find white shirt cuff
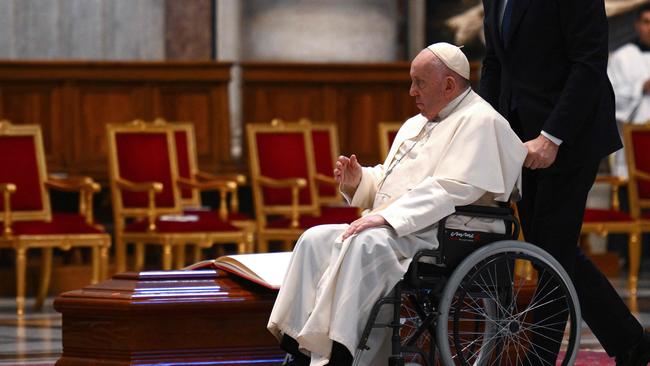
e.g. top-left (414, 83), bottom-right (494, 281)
top-left (541, 131), bottom-right (563, 146)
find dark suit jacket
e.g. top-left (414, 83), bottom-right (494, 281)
top-left (479, 0), bottom-right (622, 167)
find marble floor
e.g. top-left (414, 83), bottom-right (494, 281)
top-left (1, 277), bottom-right (649, 365)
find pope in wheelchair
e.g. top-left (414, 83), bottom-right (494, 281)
top-left (268, 43), bottom-right (580, 366)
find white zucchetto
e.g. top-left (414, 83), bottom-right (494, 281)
top-left (426, 42), bottom-right (470, 80)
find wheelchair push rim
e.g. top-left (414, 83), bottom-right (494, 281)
top-left (436, 240), bottom-right (581, 366)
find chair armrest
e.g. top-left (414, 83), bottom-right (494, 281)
top-left (115, 178), bottom-right (163, 231)
top-left (595, 175), bottom-right (627, 186)
top-left (594, 175), bottom-right (628, 211)
top-left (633, 170), bottom-right (650, 183)
top-left (177, 177), bottom-right (236, 191)
top-left (46, 175), bottom-right (102, 224)
top-left (257, 176), bottom-right (307, 228)
top-left (115, 178), bottom-right (163, 193)
top-left (195, 171), bottom-right (246, 215)
top-left (196, 171), bottom-right (247, 185)
top-left (314, 173), bottom-right (338, 187)
top-left (0, 183), bottom-right (16, 236)
top-left (177, 177), bottom-right (237, 221)
top-left (45, 175), bottom-right (100, 193)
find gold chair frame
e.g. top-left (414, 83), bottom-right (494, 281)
top-left (0, 120), bottom-right (110, 315)
top-left (163, 119), bottom-right (254, 263)
top-left (378, 122), bottom-right (402, 160)
top-left (107, 120), bottom-right (250, 272)
top-left (247, 121), bottom-right (320, 252)
top-left (581, 174), bottom-right (640, 293)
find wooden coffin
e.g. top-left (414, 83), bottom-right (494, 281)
top-left (54, 270), bottom-right (285, 365)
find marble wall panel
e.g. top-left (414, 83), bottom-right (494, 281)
top-left (14, 0), bottom-right (60, 59)
top-left (242, 0), bottom-right (399, 62)
top-left (165, 0), bottom-right (212, 60)
top-left (101, 0), bottom-right (164, 60)
top-left (59, 0), bottom-right (103, 59)
top-left (0, 0), bottom-right (15, 59)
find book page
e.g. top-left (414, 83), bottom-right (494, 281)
top-left (216, 252), bottom-right (293, 289)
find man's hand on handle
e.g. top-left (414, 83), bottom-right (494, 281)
top-left (524, 135), bottom-right (558, 170)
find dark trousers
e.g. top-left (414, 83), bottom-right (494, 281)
top-left (518, 160), bottom-right (642, 357)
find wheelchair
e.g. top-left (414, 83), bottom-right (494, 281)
top-left (357, 205), bottom-right (581, 366)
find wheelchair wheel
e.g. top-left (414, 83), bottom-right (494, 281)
top-left (435, 240), bottom-right (581, 366)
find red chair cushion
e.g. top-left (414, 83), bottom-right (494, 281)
top-left (124, 214), bottom-right (240, 233)
top-left (174, 130), bottom-right (193, 200)
top-left (311, 130), bottom-right (337, 198)
top-left (256, 132), bottom-right (313, 205)
top-left (12, 213), bottom-right (103, 235)
top-left (388, 130), bottom-right (398, 147)
top-left (267, 206), bottom-right (359, 229)
top-left (0, 135), bottom-right (44, 211)
top-left (632, 130), bottom-right (650, 199)
top-left (583, 208), bottom-right (633, 222)
top-left (116, 133), bottom-right (176, 209)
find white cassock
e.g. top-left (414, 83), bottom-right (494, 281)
top-left (608, 43), bottom-right (650, 177)
top-left (267, 89), bottom-right (527, 365)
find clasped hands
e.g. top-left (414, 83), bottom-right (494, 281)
top-left (524, 134), bottom-right (558, 170)
top-left (334, 154), bottom-right (388, 240)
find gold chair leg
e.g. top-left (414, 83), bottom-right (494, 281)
top-left (162, 243), bottom-right (173, 270)
top-left (282, 240), bottom-right (293, 252)
top-left (115, 235), bottom-right (127, 273)
top-left (258, 238), bottom-right (268, 253)
top-left (34, 247), bottom-right (53, 311)
top-left (237, 241), bottom-right (247, 254)
top-left (193, 245), bottom-right (203, 263)
top-left (134, 242), bottom-right (145, 272)
top-left (628, 232), bottom-right (641, 296)
top-left (100, 243), bottom-right (109, 281)
top-left (15, 247), bottom-right (27, 316)
top-left (174, 245), bottom-right (186, 269)
top-left (90, 246), bottom-right (100, 284)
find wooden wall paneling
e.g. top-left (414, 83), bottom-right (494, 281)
top-left (334, 84), bottom-right (416, 165)
top-left (211, 85), bottom-right (234, 171)
top-left (155, 84), bottom-right (232, 172)
top-left (0, 83), bottom-right (65, 170)
top-left (72, 83), bottom-right (153, 178)
top-left (242, 62), bottom-right (416, 169)
top-left (242, 84), bottom-right (327, 124)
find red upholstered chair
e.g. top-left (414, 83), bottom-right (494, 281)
top-left (163, 119), bottom-right (254, 263)
top-left (247, 121), bottom-right (357, 252)
top-left (294, 119), bottom-right (360, 219)
top-left (622, 123), bottom-right (650, 292)
top-left (378, 122), bottom-right (401, 160)
top-left (107, 120), bottom-right (250, 272)
top-left (581, 174), bottom-right (639, 293)
top-left (0, 120), bottom-right (110, 315)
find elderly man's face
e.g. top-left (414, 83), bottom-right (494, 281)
top-left (636, 11), bottom-right (650, 47)
top-left (409, 51), bottom-right (446, 120)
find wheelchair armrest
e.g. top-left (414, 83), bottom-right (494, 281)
top-left (450, 204), bottom-right (520, 239)
top-left (409, 249), bottom-right (443, 286)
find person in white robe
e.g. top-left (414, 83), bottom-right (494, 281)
top-left (267, 42), bottom-right (527, 366)
top-left (608, 3), bottom-right (650, 177)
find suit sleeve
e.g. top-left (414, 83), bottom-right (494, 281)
top-left (542, 0), bottom-right (610, 144)
top-left (478, 0), bottom-right (502, 109)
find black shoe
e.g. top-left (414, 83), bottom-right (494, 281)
top-left (282, 353), bottom-right (310, 366)
top-left (616, 332), bottom-right (650, 366)
top-left (326, 341), bottom-right (353, 366)
top-left (280, 335), bottom-right (310, 366)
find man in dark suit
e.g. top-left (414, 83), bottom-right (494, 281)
top-left (479, 0), bottom-right (650, 364)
